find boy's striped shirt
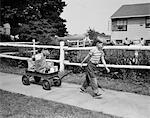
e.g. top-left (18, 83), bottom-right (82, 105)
top-left (89, 47), bottom-right (104, 64)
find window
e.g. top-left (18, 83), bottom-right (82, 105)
top-left (116, 40), bottom-right (123, 45)
top-left (145, 40), bottom-right (150, 46)
top-left (146, 17), bottom-right (150, 28)
top-left (112, 19), bottom-right (127, 31)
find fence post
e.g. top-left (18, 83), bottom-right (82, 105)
top-left (135, 50), bottom-right (139, 64)
top-left (59, 41), bottom-right (65, 71)
top-left (32, 39), bottom-right (36, 55)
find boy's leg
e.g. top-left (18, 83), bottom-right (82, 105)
top-left (81, 61), bottom-right (101, 96)
top-left (80, 74), bottom-right (90, 92)
top-left (86, 63), bottom-right (101, 96)
top-left (82, 74), bottom-right (90, 88)
top-left (89, 77), bottom-right (101, 95)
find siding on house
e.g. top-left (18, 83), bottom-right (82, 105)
top-left (0, 27), bottom-right (4, 34)
top-left (111, 17), bottom-right (150, 42)
top-left (111, 3), bottom-right (150, 45)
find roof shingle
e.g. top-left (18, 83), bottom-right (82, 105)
top-left (111, 3), bottom-right (150, 19)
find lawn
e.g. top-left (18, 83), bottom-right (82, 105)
top-left (0, 89), bottom-right (121, 118)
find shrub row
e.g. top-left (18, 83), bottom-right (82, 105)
top-left (4, 48), bottom-right (150, 85)
top-left (66, 49), bottom-right (150, 84)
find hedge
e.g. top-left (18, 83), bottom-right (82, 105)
top-left (66, 49), bottom-right (150, 84)
top-left (3, 48), bottom-right (150, 84)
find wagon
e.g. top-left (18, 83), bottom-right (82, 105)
top-left (22, 69), bottom-right (62, 90)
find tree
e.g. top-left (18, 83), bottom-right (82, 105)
top-left (1, 0), bottom-right (68, 43)
top-left (87, 28), bottom-right (100, 41)
top-left (87, 28), bottom-right (111, 46)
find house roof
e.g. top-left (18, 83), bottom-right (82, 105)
top-left (57, 34), bottom-right (85, 41)
top-left (111, 3), bottom-right (150, 19)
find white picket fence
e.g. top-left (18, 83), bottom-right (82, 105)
top-left (0, 41), bottom-right (150, 71)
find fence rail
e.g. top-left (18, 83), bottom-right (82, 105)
top-left (64, 45), bottom-right (150, 50)
top-left (0, 54), bottom-right (59, 63)
top-left (0, 41), bottom-right (150, 71)
top-left (64, 61), bottom-right (150, 69)
top-left (0, 42), bottom-right (60, 49)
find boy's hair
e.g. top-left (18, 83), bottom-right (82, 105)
top-left (92, 40), bottom-right (103, 46)
top-left (37, 48), bottom-right (43, 53)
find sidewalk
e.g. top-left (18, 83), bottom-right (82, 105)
top-left (0, 72), bottom-right (150, 118)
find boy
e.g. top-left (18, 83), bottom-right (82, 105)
top-left (80, 40), bottom-right (110, 97)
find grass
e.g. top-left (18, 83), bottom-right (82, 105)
top-left (0, 89), bottom-right (121, 118)
top-left (63, 73), bottom-right (150, 96)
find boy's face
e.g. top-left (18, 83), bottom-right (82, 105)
top-left (96, 42), bottom-right (103, 49)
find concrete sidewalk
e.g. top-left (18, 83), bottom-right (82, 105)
top-left (0, 72), bottom-right (150, 118)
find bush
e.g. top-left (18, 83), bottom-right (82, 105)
top-left (65, 49), bottom-right (150, 85)
top-left (47, 49), bottom-right (60, 60)
top-left (65, 50), bottom-right (89, 73)
top-left (0, 58), bottom-right (28, 68)
top-left (65, 50), bottom-right (89, 63)
top-left (106, 50), bottom-right (150, 84)
top-left (5, 46), bottom-right (150, 85)
top-left (0, 34), bottom-right (12, 42)
top-left (9, 47), bottom-right (60, 68)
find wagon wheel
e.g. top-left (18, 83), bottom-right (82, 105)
top-left (34, 76), bottom-right (41, 83)
top-left (22, 75), bottom-right (30, 85)
top-left (53, 77), bottom-right (61, 87)
top-left (42, 80), bottom-right (52, 90)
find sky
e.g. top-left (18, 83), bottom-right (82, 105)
top-left (61, 0), bottom-right (150, 35)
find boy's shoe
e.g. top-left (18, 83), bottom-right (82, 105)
top-left (93, 92), bottom-right (102, 98)
top-left (80, 87), bottom-right (87, 93)
top-left (98, 85), bottom-right (105, 91)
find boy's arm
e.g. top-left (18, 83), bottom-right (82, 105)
top-left (81, 48), bottom-right (94, 67)
top-left (81, 54), bottom-right (91, 63)
top-left (81, 54), bottom-right (91, 67)
top-left (101, 55), bottom-right (110, 73)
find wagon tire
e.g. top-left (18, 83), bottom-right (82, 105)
top-left (42, 80), bottom-right (51, 90)
top-left (53, 77), bottom-right (61, 87)
top-left (22, 75), bottom-right (30, 85)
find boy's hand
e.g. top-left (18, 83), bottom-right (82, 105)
top-left (106, 68), bottom-right (110, 73)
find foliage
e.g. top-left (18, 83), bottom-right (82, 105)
top-left (66, 50), bottom-right (88, 63)
top-left (87, 28), bottom-right (110, 46)
top-left (65, 50), bottom-right (88, 73)
top-left (47, 49), bottom-right (60, 59)
top-left (104, 50), bottom-right (150, 66)
top-left (104, 50), bottom-right (150, 83)
top-left (65, 49), bottom-right (150, 84)
top-left (1, 49), bottom-right (150, 95)
top-left (2, 44), bottom-right (150, 85)
top-left (1, 0), bottom-right (68, 42)
top-left (87, 28), bottom-right (100, 41)
top-left (0, 34), bottom-right (11, 42)
top-left (0, 58), bottom-right (28, 68)
top-left (38, 34), bottom-right (60, 45)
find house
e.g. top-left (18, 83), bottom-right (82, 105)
top-left (111, 3), bottom-right (150, 45)
top-left (0, 23), bottom-right (11, 35)
top-left (97, 34), bottom-right (111, 45)
top-left (0, 26), bottom-right (4, 34)
top-left (57, 34), bottom-right (92, 47)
